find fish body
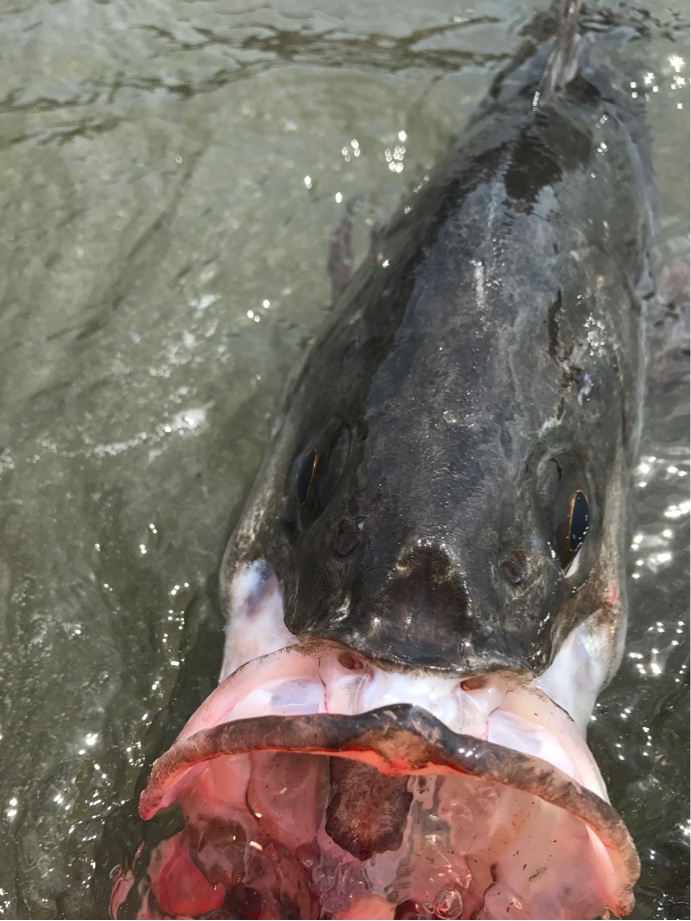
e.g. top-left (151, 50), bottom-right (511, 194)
top-left (111, 3), bottom-right (654, 919)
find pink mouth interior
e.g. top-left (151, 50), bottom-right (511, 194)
top-left (111, 645), bottom-right (639, 920)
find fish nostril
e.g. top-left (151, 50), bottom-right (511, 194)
top-left (460, 676), bottom-right (487, 692)
top-left (500, 551), bottom-right (525, 585)
top-left (338, 652), bottom-right (361, 670)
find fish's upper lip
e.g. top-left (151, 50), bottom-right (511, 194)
top-left (141, 702), bottom-right (639, 918)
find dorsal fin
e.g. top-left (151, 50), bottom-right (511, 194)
top-left (533, 0), bottom-right (585, 107)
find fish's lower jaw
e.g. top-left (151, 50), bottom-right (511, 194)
top-left (110, 643), bottom-right (638, 920)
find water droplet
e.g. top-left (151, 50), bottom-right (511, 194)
top-left (432, 887), bottom-right (463, 919)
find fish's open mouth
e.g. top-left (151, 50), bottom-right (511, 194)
top-left (110, 644), bottom-right (638, 920)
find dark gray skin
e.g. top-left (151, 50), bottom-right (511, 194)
top-left (222, 25), bottom-right (653, 679)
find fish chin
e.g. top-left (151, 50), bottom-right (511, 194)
top-left (110, 643), bottom-right (638, 920)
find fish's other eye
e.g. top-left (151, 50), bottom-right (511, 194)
top-left (286, 424), bottom-right (351, 531)
top-left (540, 452), bottom-right (594, 576)
top-left (555, 488), bottom-right (590, 570)
top-left (297, 449), bottom-right (319, 506)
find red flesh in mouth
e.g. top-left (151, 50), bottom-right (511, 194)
top-left (110, 644), bottom-right (638, 920)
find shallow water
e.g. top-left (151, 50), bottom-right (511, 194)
top-left (0, 1), bottom-right (687, 919)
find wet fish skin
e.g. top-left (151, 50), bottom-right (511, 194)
top-left (222, 23), bottom-right (653, 680)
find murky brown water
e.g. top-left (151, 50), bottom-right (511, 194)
top-left (0, 1), bottom-right (687, 918)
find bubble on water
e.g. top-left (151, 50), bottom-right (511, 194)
top-left (432, 887), bottom-right (463, 918)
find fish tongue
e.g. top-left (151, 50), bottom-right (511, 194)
top-left (325, 759), bottom-right (413, 860)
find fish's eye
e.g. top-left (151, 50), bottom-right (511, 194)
top-left (285, 424), bottom-right (351, 531)
top-left (297, 449), bottom-right (319, 507)
top-left (555, 488), bottom-right (590, 570)
top-left (543, 452), bottom-right (593, 575)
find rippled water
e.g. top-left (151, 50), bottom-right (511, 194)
top-left (0, 1), bottom-right (687, 919)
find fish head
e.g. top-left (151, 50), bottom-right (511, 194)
top-left (235, 249), bottom-right (631, 687)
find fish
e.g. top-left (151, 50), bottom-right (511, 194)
top-left (110, 1), bottom-right (655, 918)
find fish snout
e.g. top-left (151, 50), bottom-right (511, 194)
top-left (327, 539), bottom-right (515, 673)
top-left (385, 541), bottom-right (471, 631)
top-left (288, 509), bottom-right (563, 675)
